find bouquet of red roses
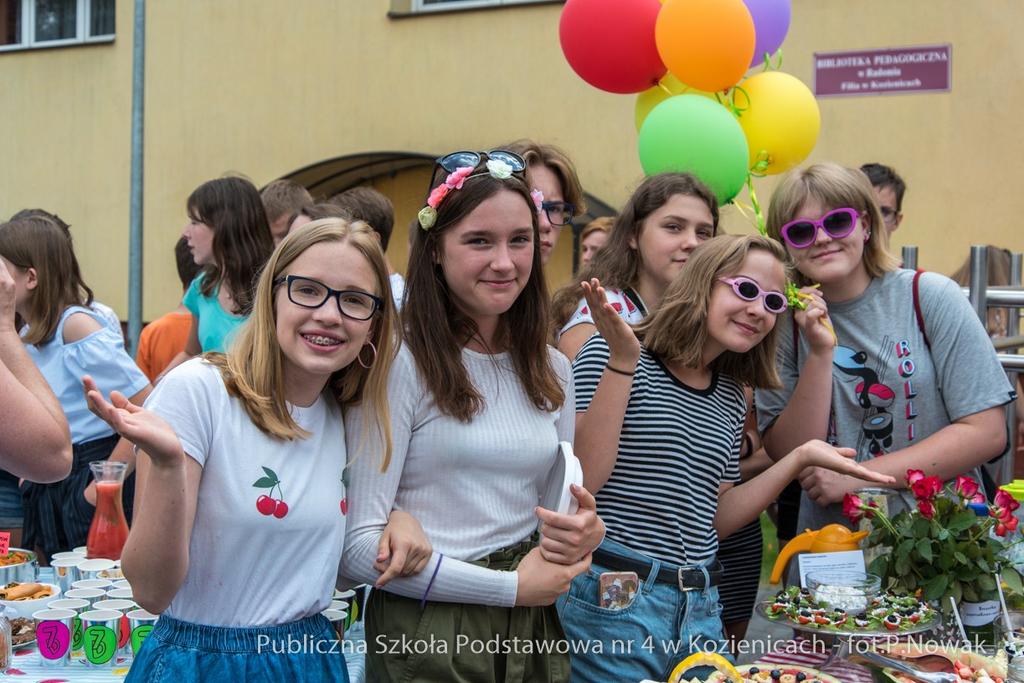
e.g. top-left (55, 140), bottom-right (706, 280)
top-left (843, 470), bottom-right (1023, 604)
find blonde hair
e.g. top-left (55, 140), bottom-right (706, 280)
top-left (206, 218), bottom-right (398, 469)
top-left (766, 162), bottom-right (900, 285)
top-left (636, 234), bottom-right (789, 389)
top-left (580, 216), bottom-right (614, 242)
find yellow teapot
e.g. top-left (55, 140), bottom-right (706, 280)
top-left (769, 524), bottom-right (868, 584)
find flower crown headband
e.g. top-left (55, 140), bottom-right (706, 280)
top-left (417, 159), bottom-right (543, 230)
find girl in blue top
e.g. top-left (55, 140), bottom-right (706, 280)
top-left (0, 214), bottom-right (151, 559)
top-left (166, 177), bottom-right (274, 367)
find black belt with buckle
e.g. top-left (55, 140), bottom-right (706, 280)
top-left (593, 549), bottom-right (723, 592)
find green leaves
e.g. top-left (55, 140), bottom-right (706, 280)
top-left (916, 539), bottom-right (933, 562)
top-left (1003, 566), bottom-right (1024, 595)
top-left (923, 574), bottom-right (949, 601)
top-left (252, 466), bottom-right (281, 490)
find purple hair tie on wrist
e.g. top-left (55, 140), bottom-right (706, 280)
top-left (420, 554), bottom-right (443, 610)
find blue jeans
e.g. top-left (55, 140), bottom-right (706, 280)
top-left (126, 613), bottom-right (349, 683)
top-left (557, 538), bottom-right (728, 683)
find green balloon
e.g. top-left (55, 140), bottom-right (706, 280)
top-left (637, 94), bottom-right (750, 204)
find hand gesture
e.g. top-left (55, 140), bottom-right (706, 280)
top-left (795, 440), bottom-right (895, 505)
top-left (793, 286), bottom-right (835, 353)
top-left (373, 510), bottom-right (433, 588)
top-left (0, 258), bottom-right (16, 329)
top-left (536, 484), bottom-right (605, 565)
top-left (514, 546), bottom-right (591, 607)
top-left (581, 279), bottom-right (640, 367)
top-left (83, 375), bottom-right (182, 466)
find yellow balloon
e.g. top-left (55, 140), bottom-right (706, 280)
top-left (734, 71), bottom-right (821, 175)
top-left (634, 74), bottom-right (719, 131)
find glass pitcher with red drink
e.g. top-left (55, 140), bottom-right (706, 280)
top-left (86, 461), bottom-right (130, 560)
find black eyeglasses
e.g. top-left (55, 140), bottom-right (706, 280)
top-left (274, 275), bottom-right (382, 321)
top-left (436, 150), bottom-right (526, 174)
top-left (540, 200), bottom-right (576, 227)
top-left (879, 206), bottom-right (900, 225)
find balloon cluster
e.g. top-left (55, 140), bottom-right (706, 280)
top-left (559, 0), bottom-right (820, 206)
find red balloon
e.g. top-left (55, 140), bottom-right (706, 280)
top-left (559, 0), bottom-right (666, 94)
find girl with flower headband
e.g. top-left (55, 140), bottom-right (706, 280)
top-left (560, 234), bottom-right (894, 681)
top-left (551, 172), bottom-right (719, 362)
top-left (341, 151), bottom-right (605, 682)
top-left (756, 162), bottom-right (1015, 531)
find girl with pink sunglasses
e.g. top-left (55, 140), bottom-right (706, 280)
top-left (758, 162), bottom-right (1014, 535)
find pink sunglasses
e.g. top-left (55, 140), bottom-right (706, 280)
top-left (718, 277), bottom-right (788, 314)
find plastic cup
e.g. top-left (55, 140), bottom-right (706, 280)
top-left (52, 551), bottom-right (86, 561)
top-left (127, 608), bottom-right (158, 656)
top-left (106, 587), bottom-right (133, 600)
top-left (64, 588), bottom-right (106, 607)
top-left (46, 598), bottom-right (89, 656)
top-left (94, 600), bottom-right (134, 660)
top-left (72, 546), bottom-right (88, 555)
top-left (32, 608), bottom-right (75, 666)
top-left (79, 609), bottom-right (121, 667)
top-left (77, 559), bottom-right (118, 581)
top-left (330, 600), bottom-right (349, 612)
top-left (110, 579), bottom-right (131, 590)
top-left (72, 579), bottom-right (113, 591)
top-left (50, 557), bottom-right (84, 593)
top-left (322, 608), bottom-right (347, 641)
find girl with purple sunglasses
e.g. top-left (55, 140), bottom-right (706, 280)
top-left (757, 162), bottom-right (1014, 535)
top-left (558, 234), bottom-right (893, 682)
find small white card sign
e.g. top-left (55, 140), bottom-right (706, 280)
top-left (797, 550), bottom-right (866, 588)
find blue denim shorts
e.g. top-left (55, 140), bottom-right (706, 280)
top-left (557, 537), bottom-right (728, 682)
top-left (126, 613), bottom-right (349, 683)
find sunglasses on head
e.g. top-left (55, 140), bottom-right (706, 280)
top-left (718, 276), bottom-right (788, 314)
top-left (779, 207), bottom-right (860, 249)
top-left (436, 150), bottom-right (526, 174)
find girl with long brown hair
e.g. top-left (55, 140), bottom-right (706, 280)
top-left (341, 150), bottom-right (604, 682)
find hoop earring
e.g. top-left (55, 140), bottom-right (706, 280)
top-left (358, 340), bottom-right (378, 369)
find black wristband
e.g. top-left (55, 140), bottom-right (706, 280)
top-left (605, 363), bottom-right (635, 377)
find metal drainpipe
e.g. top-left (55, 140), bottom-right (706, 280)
top-left (127, 0), bottom-right (146, 354)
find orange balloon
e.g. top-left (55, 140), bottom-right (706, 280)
top-left (656, 0), bottom-right (756, 93)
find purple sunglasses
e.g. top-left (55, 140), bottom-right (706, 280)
top-left (780, 207), bottom-right (860, 249)
top-left (718, 277), bottom-right (788, 314)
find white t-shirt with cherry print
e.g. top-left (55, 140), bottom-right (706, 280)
top-left (145, 358), bottom-right (347, 627)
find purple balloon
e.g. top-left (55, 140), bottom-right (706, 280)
top-left (744, 0), bottom-right (792, 68)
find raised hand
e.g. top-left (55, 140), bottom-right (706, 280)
top-left (536, 484), bottom-right (605, 565)
top-left (581, 279), bottom-right (640, 367)
top-left (795, 439), bottom-right (895, 505)
top-left (792, 286), bottom-right (836, 352)
top-left (0, 259), bottom-right (16, 328)
top-left (83, 375), bottom-right (183, 466)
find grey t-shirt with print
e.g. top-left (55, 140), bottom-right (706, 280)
top-left (756, 269), bottom-right (1016, 531)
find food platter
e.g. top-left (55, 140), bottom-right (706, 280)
top-left (705, 664), bottom-right (842, 683)
top-left (756, 586), bottom-right (940, 638)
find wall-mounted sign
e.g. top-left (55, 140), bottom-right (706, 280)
top-left (813, 44), bottom-right (951, 97)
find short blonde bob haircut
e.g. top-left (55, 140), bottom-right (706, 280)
top-left (766, 162), bottom-right (900, 286)
top-left (636, 234), bottom-right (790, 390)
top-left (206, 218), bottom-right (398, 469)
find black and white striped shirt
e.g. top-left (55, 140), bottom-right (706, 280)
top-left (574, 335), bottom-right (745, 566)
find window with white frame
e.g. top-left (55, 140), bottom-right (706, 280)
top-left (413, 0), bottom-right (550, 13)
top-left (0, 0), bottom-right (114, 50)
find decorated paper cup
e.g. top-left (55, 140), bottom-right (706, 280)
top-left (111, 579), bottom-right (131, 590)
top-left (322, 608), bottom-right (347, 641)
top-left (330, 600), bottom-right (349, 612)
top-left (79, 609), bottom-right (121, 667)
top-left (72, 579), bottom-right (113, 591)
top-left (77, 559), bottom-right (118, 581)
top-left (107, 587), bottom-right (133, 600)
top-left (94, 600), bottom-right (134, 659)
top-left (64, 588), bottom-right (106, 607)
top-left (51, 557), bottom-right (84, 593)
top-left (48, 598), bottom-right (89, 655)
top-left (32, 608), bottom-right (75, 666)
top-left (128, 609), bottom-right (159, 656)
top-left (52, 551), bottom-right (86, 561)
top-left (72, 546), bottom-right (88, 555)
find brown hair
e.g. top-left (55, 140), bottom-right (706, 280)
top-left (205, 218), bottom-right (399, 468)
top-left (330, 187), bottom-right (396, 251)
top-left (503, 140), bottom-right (587, 216)
top-left (951, 245), bottom-right (1015, 338)
top-left (260, 179), bottom-right (313, 224)
top-left (636, 234), bottom-right (789, 389)
top-left (404, 161), bottom-right (565, 422)
top-left (552, 172), bottom-right (719, 333)
top-left (0, 215), bottom-right (93, 345)
top-left (766, 163), bottom-right (901, 285)
top-left (188, 176), bottom-right (274, 315)
top-left (580, 216), bottom-right (614, 242)
top-left (290, 202), bottom-right (351, 227)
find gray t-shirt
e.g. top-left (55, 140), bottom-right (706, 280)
top-left (756, 269), bottom-right (1015, 530)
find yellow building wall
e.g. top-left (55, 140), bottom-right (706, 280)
top-left (0, 0), bottom-right (1020, 320)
